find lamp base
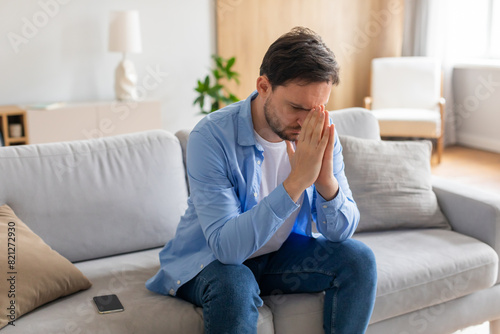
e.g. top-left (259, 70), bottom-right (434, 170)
top-left (115, 57), bottom-right (138, 101)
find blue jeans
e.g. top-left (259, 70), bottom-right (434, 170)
top-left (176, 233), bottom-right (377, 334)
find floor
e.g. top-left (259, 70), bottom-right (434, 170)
top-left (431, 146), bottom-right (500, 195)
top-left (434, 145), bottom-right (500, 334)
top-left (431, 145), bottom-right (500, 195)
top-left (454, 322), bottom-right (489, 334)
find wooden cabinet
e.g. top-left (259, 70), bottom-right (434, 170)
top-left (0, 106), bottom-right (29, 146)
top-left (25, 100), bottom-right (162, 145)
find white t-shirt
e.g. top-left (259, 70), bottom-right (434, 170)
top-left (249, 131), bottom-right (304, 258)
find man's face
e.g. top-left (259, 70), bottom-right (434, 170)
top-left (263, 80), bottom-right (332, 141)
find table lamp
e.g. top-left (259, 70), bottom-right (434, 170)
top-left (108, 10), bottom-right (142, 101)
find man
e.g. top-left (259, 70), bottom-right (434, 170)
top-left (146, 27), bottom-right (377, 333)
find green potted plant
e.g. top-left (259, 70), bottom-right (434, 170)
top-left (193, 55), bottom-right (240, 114)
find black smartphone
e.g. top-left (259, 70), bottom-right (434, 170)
top-left (93, 294), bottom-right (124, 314)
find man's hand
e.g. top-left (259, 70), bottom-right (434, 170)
top-left (283, 107), bottom-right (329, 202)
top-left (314, 105), bottom-right (339, 201)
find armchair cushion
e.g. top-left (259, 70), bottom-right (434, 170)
top-left (371, 108), bottom-right (441, 138)
top-left (339, 135), bottom-right (449, 232)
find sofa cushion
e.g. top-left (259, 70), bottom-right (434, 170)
top-left (371, 108), bottom-right (441, 137)
top-left (0, 130), bottom-right (188, 262)
top-left (354, 229), bottom-right (498, 323)
top-left (339, 135), bottom-right (450, 232)
top-left (0, 248), bottom-right (275, 334)
top-left (262, 229), bottom-right (498, 330)
top-left (263, 293), bottom-right (324, 333)
top-left (0, 205), bottom-right (92, 330)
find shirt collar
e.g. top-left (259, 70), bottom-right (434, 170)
top-left (237, 90), bottom-right (260, 147)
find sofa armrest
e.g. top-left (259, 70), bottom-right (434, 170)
top-left (432, 175), bottom-right (500, 261)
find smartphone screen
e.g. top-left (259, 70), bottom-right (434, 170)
top-left (93, 294), bottom-right (124, 314)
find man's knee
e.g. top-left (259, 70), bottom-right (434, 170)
top-left (320, 238), bottom-right (377, 278)
top-left (211, 262), bottom-right (257, 285)
top-left (341, 239), bottom-right (377, 281)
top-left (206, 261), bottom-right (262, 305)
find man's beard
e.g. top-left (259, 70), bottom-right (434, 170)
top-left (263, 97), bottom-right (301, 141)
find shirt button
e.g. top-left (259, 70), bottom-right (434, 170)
top-left (257, 160), bottom-right (261, 165)
top-left (177, 280), bottom-right (181, 285)
top-left (322, 221), bottom-right (326, 224)
top-left (254, 192), bottom-right (258, 198)
top-left (323, 205), bottom-right (327, 209)
top-left (200, 264), bottom-right (204, 269)
top-left (169, 289), bottom-right (175, 296)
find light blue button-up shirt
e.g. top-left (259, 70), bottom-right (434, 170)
top-left (146, 91), bottom-right (360, 296)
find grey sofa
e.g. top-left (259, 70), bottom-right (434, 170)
top-left (1, 108), bottom-right (499, 334)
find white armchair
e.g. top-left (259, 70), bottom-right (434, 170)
top-left (364, 57), bottom-right (445, 163)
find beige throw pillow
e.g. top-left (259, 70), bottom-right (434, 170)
top-left (0, 204), bottom-right (91, 329)
top-left (339, 135), bottom-right (450, 232)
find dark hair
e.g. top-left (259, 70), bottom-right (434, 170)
top-left (259, 26), bottom-right (340, 88)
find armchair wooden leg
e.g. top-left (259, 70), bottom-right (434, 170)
top-left (437, 136), bottom-right (444, 164)
top-left (491, 319), bottom-right (500, 334)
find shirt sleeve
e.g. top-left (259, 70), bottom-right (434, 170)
top-left (187, 130), bottom-right (300, 265)
top-left (313, 129), bottom-right (360, 241)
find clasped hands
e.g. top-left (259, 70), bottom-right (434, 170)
top-left (283, 105), bottom-right (339, 202)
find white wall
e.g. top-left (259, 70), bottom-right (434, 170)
top-left (0, 0), bottom-right (214, 133)
top-left (452, 64), bottom-right (500, 154)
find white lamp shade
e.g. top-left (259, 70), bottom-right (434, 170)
top-left (108, 10), bottom-right (142, 53)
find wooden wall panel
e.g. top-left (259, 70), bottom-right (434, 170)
top-left (216, 0), bottom-right (405, 110)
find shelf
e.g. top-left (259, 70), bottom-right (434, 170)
top-left (0, 105), bottom-right (24, 113)
top-left (1, 100), bottom-right (161, 146)
top-left (7, 137), bottom-right (28, 144)
top-left (0, 105), bottom-right (29, 146)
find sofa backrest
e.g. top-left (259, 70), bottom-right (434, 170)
top-left (329, 107), bottom-right (381, 140)
top-left (0, 130), bottom-right (188, 262)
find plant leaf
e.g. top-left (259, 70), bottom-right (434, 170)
top-left (194, 54), bottom-right (241, 113)
top-left (214, 55), bottom-right (224, 71)
top-left (226, 57), bottom-right (235, 71)
top-left (211, 101), bottom-right (220, 112)
top-left (207, 85), bottom-right (222, 98)
top-left (228, 93), bottom-right (239, 102)
top-left (212, 69), bottom-right (222, 80)
top-left (193, 95), bottom-right (203, 105)
top-left (203, 75), bottom-right (210, 89)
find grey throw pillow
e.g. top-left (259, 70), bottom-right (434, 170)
top-left (339, 135), bottom-right (450, 232)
